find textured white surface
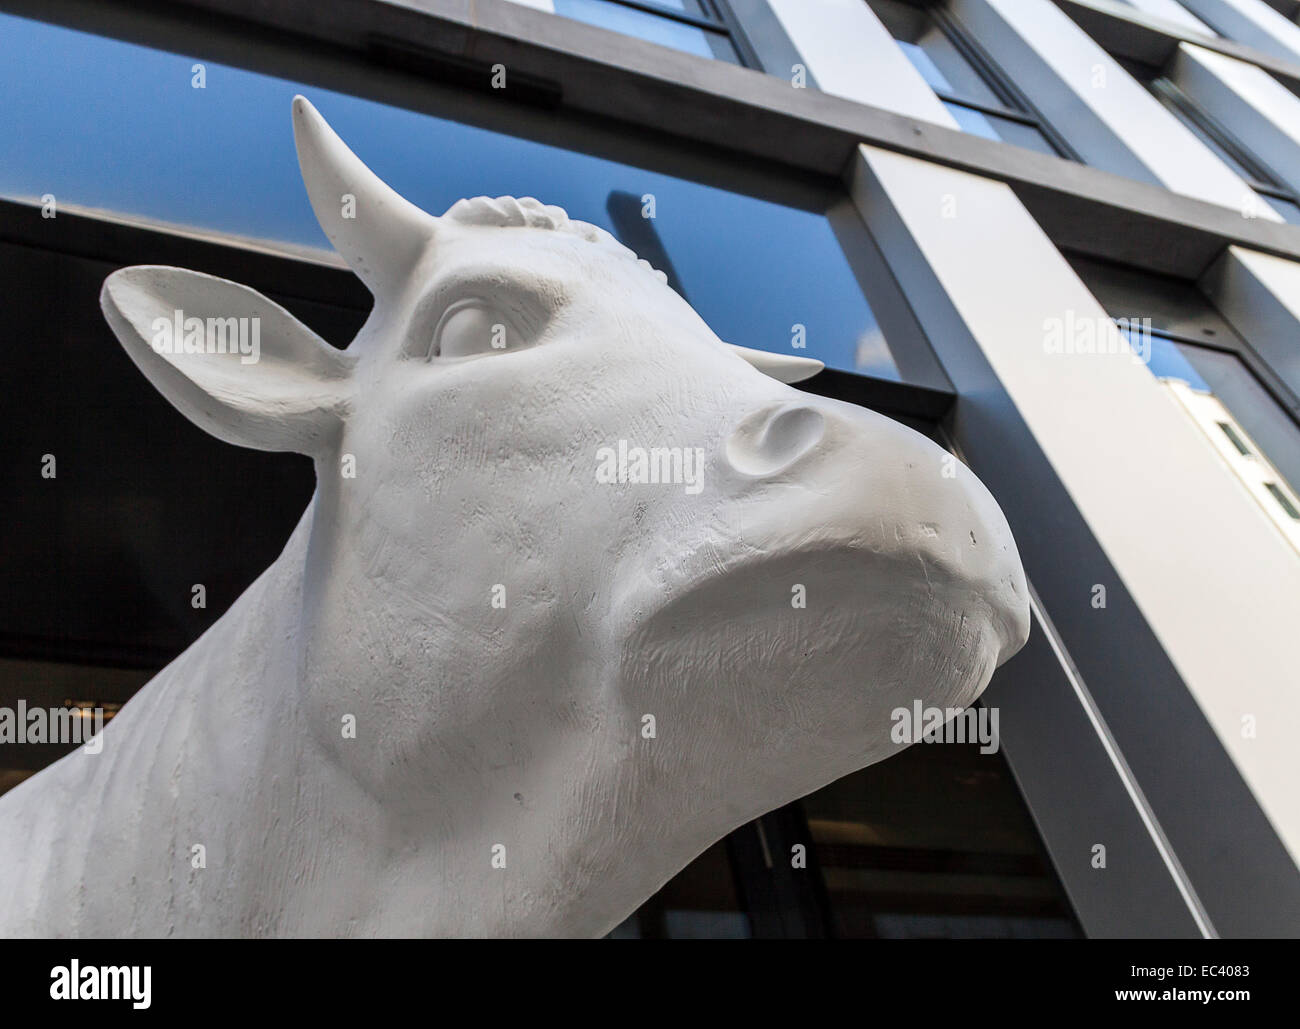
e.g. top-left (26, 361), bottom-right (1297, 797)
top-left (0, 99), bottom-right (1029, 937)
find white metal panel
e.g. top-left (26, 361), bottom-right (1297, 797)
top-left (764, 0), bottom-right (960, 125)
top-left (1179, 0), bottom-right (1300, 63)
top-left (851, 143), bottom-right (1300, 866)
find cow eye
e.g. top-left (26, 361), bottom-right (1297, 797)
top-left (429, 300), bottom-right (521, 359)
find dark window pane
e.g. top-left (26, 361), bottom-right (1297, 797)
top-left (1218, 421), bottom-right (1253, 456)
top-left (552, 0), bottom-right (739, 63)
top-left (801, 733), bottom-right (1080, 938)
top-left (1265, 482), bottom-right (1300, 519)
top-left (1178, 343), bottom-right (1300, 498)
top-left (0, 12), bottom-right (895, 379)
top-left (606, 839), bottom-right (750, 938)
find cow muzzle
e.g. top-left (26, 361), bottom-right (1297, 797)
top-left (720, 397), bottom-right (1031, 667)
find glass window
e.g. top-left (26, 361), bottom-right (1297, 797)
top-left (607, 839), bottom-right (751, 937)
top-left (623, 707), bottom-right (1082, 938)
top-left (800, 733), bottom-right (1080, 938)
top-left (1123, 63), bottom-right (1300, 222)
top-left (1075, 251), bottom-right (1300, 551)
top-left (552, 0), bottom-right (742, 64)
top-left (869, 0), bottom-right (1068, 158)
top-left (1168, 340), bottom-right (1300, 502)
top-left (892, 32), bottom-right (1002, 107)
top-left (0, 11), bottom-right (896, 379)
top-left (941, 102), bottom-right (1062, 157)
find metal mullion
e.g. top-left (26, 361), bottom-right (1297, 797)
top-left (1153, 78), bottom-right (1291, 194)
top-left (1253, 181), bottom-right (1300, 203)
top-left (604, 0), bottom-right (726, 33)
top-left (934, 90), bottom-right (1038, 125)
top-left (707, 0), bottom-right (762, 70)
top-left (932, 6), bottom-right (1022, 112)
top-left (934, 5), bottom-right (1080, 159)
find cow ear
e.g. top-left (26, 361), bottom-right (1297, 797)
top-left (101, 266), bottom-right (354, 456)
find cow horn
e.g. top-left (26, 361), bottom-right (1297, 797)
top-left (726, 344), bottom-right (824, 384)
top-left (292, 96), bottom-right (438, 302)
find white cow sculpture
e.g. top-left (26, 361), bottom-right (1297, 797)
top-left (0, 97), bottom-right (1029, 937)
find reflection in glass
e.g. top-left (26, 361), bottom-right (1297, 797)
top-left (894, 35), bottom-right (999, 107)
top-left (552, 0), bottom-right (738, 63)
top-left (941, 102), bottom-right (1060, 156)
top-left (801, 733), bottom-right (1080, 938)
top-left (1129, 329), bottom-right (1300, 549)
top-left (606, 839), bottom-right (751, 938)
top-left (0, 11), bottom-right (896, 379)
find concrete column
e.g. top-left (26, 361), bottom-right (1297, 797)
top-left (1179, 0), bottom-right (1300, 63)
top-left (948, 0), bottom-right (1280, 217)
top-left (763, 0), bottom-right (959, 125)
top-left (849, 142), bottom-right (1300, 868)
top-left (1172, 42), bottom-right (1300, 198)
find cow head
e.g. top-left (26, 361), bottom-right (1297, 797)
top-left (100, 98), bottom-right (1029, 916)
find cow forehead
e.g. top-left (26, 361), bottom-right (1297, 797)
top-left (369, 228), bottom-right (711, 364)
top-left (417, 221), bottom-right (669, 300)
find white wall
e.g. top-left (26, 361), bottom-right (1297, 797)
top-left (849, 144), bottom-right (1300, 865)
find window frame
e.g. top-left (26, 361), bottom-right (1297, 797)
top-left (1066, 249), bottom-right (1300, 431)
top-left (1120, 56), bottom-right (1300, 220)
top-left (559, 0), bottom-right (763, 68)
top-left (870, 0), bottom-right (1080, 160)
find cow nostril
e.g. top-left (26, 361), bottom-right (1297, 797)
top-left (726, 405), bottom-right (825, 477)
